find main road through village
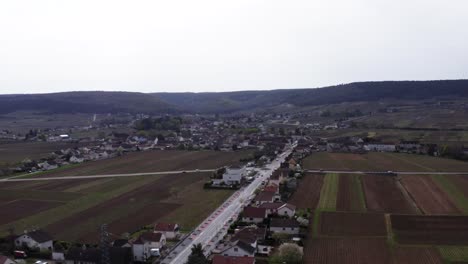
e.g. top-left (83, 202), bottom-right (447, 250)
top-left (160, 142), bottom-right (297, 264)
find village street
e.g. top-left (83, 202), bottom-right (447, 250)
top-left (161, 142), bottom-right (297, 264)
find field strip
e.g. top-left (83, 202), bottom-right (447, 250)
top-left (317, 173), bottom-right (339, 210)
top-left (430, 174), bottom-right (468, 214)
top-left (0, 169), bottom-right (215, 182)
top-left (353, 175), bottom-right (367, 211)
top-left (395, 177), bottom-right (422, 214)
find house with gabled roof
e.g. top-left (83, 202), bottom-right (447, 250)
top-left (154, 223), bottom-right (179, 239)
top-left (132, 232), bottom-right (166, 262)
top-left (15, 230), bottom-right (53, 251)
top-left (253, 191), bottom-right (276, 206)
top-left (270, 218), bottom-right (300, 235)
top-left (259, 202), bottom-right (284, 216)
top-left (241, 207), bottom-right (267, 223)
top-left (219, 240), bottom-right (256, 257)
top-left (277, 203), bottom-right (296, 218)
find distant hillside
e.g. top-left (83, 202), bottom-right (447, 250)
top-left (153, 80), bottom-right (468, 113)
top-left (1, 80), bottom-right (467, 114)
top-left (0, 91), bottom-right (177, 114)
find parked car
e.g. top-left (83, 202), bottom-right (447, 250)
top-left (14, 250), bottom-right (27, 259)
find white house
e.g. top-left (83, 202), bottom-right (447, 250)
top-left (223, 165), bottom-right (246, 185)
top-left (269, 219), bottom-right (300, 235)
top-left (38, 161), bottom-right (58, 171)
top-left (277, 203), bottom-right (296, 218)
top-left (364, 144), bottom-right (396, 152)
top-left (69, 155), bottom-right (84, 164)
top-left (15, 230), bottom-right (53, 251)
top-left (132, 232), bottom-right (166, 262)
top-left (219, 240), bottom-right (256, 257)
top-left (154, 223), bottom-right (179, 239)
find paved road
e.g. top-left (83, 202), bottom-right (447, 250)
top-left (0, 169), bottom-right (215, 182)
top-left (161, 143), bottom-right (297, 264)
top-left (306, 170), bottom-right (468, 175)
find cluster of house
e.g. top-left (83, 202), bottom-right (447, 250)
top-left (209, 167), bottom-right (303, 264)
top-left (306, 137), bottom-right (441, 156)
top-left (5, 223), bottom-right (180, 264)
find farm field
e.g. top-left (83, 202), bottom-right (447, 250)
top-left (362, 174), bottom-right (417, 214)
top-left (0, 150), bottom-right (248, 242)
top-left (318, 211), bottom-right (387, 237)
top-left (288, 173), bottom-right (324, 209)
top-left (438, 246), bottom-right (468, 263)
top-left (401, 175), bottom-right (461, 214)
top-left (392, 246), bottom-right (444, 264)
top-left (431, 174), bottom-right (468, 214)
top-left (390, 215), bottom-right (468, 245)
top-left (302, 152), bottom-right (468, 172)
top-left (317, 173), bottom-right (339, 210)
top-left (24, 149), bottom-right (251, 178)
top-left (303, 237), bottom-right (392, 264)
top-left (336, 174), bottom-right (366, 212)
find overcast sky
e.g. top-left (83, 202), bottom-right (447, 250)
top-left (1, 0), bottom-right (467, 94)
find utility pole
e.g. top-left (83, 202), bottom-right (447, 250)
top-left (100, 224), bottom-right (111, 264)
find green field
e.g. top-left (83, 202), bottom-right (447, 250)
top-left (438, 246), bottom-right (468, 263)
top-left (317, 173), bottom-right (339, 210)
top-left (303, 152), bottom-right (468, 172)
top-left (348, 174), bottom-right (367, 212)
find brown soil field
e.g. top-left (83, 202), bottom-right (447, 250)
top-left (45, 172), bottom-right (203, 242)
top-left (288, 173), bottom-right (324, 209)
top-left (318, 211), bottom-right (387, 237)
top-left (449, 175), bottom-right (468, 198)
top-left (303, 237), bottom-right (391, 264)
top-left (33, 179), bottom-right (94, 191)
top-left (392, 247), bottom-right (444, 264)
top-left (401, 175), bottom-right (460, 214)
top-left (336, 174), bottom-right (365, 211)
top-left (0, 200), bottom-right (63, 225)
top-left (302, 152), bottom-right (468, 172)
top-left (391, 215), bottom-right (468, 245)
top-left (80, 203), bottom-right (181, 242)
top-left (33, 150), bottom-right (251, 178)
top-left (362, 174), bottom-right (416, 214)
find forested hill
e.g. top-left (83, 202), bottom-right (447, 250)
top-left (1, 80), bottom-right (467, 114)
top-left (153, 80), bottom-right (468, 113)
top-left (0, 91), bottom-right (177, 114)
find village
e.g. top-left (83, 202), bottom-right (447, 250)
top-left (3, 111), bottom-right (467, 177)
top-left (0, 138), bottom-right (308, 264)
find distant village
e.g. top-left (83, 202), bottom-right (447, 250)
top-left (2, 111), bottom-right (467, 176)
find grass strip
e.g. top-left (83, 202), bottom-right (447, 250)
top-left (317, 173), bottom-right (339, 210)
